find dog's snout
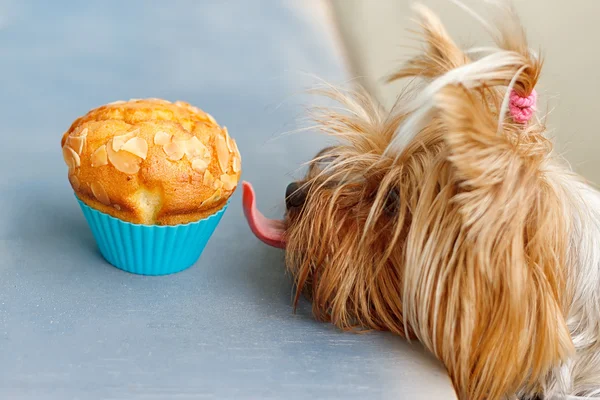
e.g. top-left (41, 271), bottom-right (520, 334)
top-left (286, 182), bottom-right (306, 210)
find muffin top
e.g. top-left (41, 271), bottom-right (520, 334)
top-left (61, 98), bottom-right (241, 225)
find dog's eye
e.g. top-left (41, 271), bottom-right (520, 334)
top-left (315, 156), bottom-right (337, 169)
top-left (384, 187), bottom-right (400, 216)
top-left (311, 147), bottom-right (338, 173)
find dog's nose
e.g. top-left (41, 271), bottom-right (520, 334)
top-left (286, 182), bottom-right (306, 210)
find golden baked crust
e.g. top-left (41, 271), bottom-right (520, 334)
top-left (61, 98), bottom-right (241, 225)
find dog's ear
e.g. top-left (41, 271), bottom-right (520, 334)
top-left (487, 0), bottom-right (542, 96)
top-left (435, 84), bottom-right (549, 185)
top-left (387, 4), bottom-right (469, 83)
top-left (402, 84), bottom-right (573, 399)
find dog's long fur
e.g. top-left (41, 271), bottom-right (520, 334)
top-left (283, 2), bottom-right (600, 399)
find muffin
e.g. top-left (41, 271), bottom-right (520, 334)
top-left (61, 98), bottom-right (241, 275)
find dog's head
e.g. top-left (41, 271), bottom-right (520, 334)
top-left (243, 3), bottom-right (574, 399)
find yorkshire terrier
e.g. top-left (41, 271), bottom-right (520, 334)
top-left (243, 1), bottom-right (600, 399)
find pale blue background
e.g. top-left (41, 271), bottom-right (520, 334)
top-left (0, 1), bottom-right (453, 399)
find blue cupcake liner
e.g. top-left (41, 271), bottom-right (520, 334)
top-left (76, 196), bottom-right (228, 276)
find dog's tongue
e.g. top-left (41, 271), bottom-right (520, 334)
top-left (242, 181), bottom-right (286, 249)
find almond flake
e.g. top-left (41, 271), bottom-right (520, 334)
top-left (223, 127), bottom-right (233, 152)
top-left (91, 182), bottom-right (111, 205)
top-left (189, 105), bottom-right (201, 114)
top-left (205, 113), bottom-right (216, 124)
top-left (231, 138), bottom-right (240, 156)
top-left (112, 129), bottom-right (138, 151)
top-left (203, 169), bottom-right (214, 187)
top-left (173, 133), bottom-right (193, 143)
top-left (107, 100), bottom-right (125, 105)
top-left (69, 174), bottom-right (80, 190)
top-left (91, 145), bottom-right (108, 167)
top-left (192, 158), bottom-right (209, 173)
top-left (220, 174), bottom-right (238, 191)
top-left (215, 134), bottom-right (230, 173)
top-left (163, 142), bottom-right (184, 161)
top-left (74, 127), bottom-right (88, 137)
top-left (121, 137), bottom-right (148, 159)
top-left (107, 139), bottom-right (142, 174)
top-left (183, 136), bottom-right (208, 160)
top-left (67, 134), bottom-right (86, 154)
top-left (154, 131), bottom-right (172, 146)
top-left (62, 145), bottom-right (81, 169)
top-left (213, 179), bottom-right (223, 190)
top-left (201, 189), bottom-right (222, 207)
top-left (114, 204), bottom-right (121, 211)
top-left (231, 139), bottom-right (241, 173)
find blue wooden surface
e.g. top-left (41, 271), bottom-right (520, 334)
top-left (0, 1), bottom-right (454, 399)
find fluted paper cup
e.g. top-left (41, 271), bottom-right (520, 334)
top-left (76, 196), bottom-right (227, 275)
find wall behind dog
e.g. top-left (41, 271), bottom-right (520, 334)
top-left (329, 0), bottom-right (600, 183)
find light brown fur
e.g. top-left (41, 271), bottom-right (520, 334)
top-left (283, 4), bottom-right (574, 399)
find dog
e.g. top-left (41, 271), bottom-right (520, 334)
top-left (242, 1), bottom-right (600, 399)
